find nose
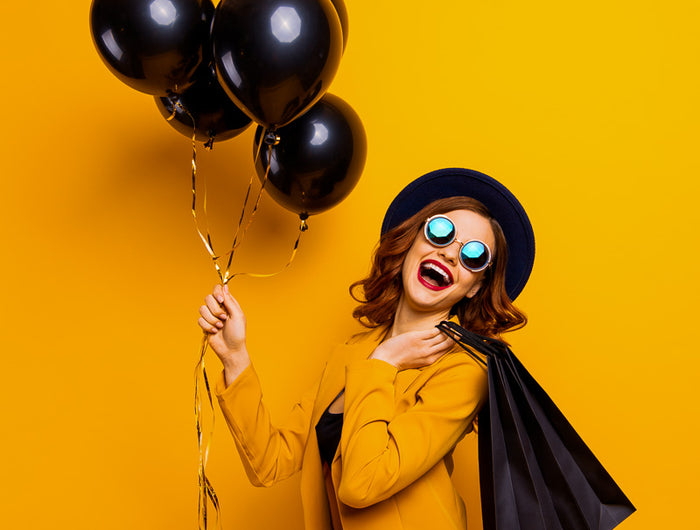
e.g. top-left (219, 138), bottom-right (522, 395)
top-left (438, 241), bottom-right (460, 266)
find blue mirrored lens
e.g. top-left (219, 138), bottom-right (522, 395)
top-left (461, 241), bottom-right (488, 270)
top-left (426, 217), bottom-right (455, 245)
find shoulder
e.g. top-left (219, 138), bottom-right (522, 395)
top-left (343, 325), bottom-right (388, 346)
top-left (434, 343), bottom-right (487, 374)
top-left (344, 329), bottom-right (374, 346)
top-left (323, 325), bottom-right (387, 370)
top-left (417, 348), bottom-right (488, 398)
top-left (333, 325), bottom-right (388, 359)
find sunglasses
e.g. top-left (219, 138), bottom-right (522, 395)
top-left (423, 215), bottom-right (492, 272)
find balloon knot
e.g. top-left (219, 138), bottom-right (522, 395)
top-left (299, 212), bottom-right (309, 231)
top-left (204, 137), bottom-right (214, 150)
top-left (264, 131), bottom-right (281, 146)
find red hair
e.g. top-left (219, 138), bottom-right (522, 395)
top-left (350, 197), bottom-right (527, 337)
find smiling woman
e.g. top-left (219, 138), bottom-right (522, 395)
top-left (352, 197), bottom-right (527, 338)
top-left (197, 168), bottom-right (535, 529)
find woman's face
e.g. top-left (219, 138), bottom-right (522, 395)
top-left (400, 208), bottom-right (496, 315)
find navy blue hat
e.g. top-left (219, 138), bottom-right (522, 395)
top-left (381, 168), bottom-right (535, 301)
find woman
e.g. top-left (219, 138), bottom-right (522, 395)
top-left (197, 168), bottom-right (535, 530)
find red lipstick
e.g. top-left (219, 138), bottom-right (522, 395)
top-left (417, 260), bottom-right (454, 291)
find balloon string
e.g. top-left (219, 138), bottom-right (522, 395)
top-left (223, 127), bottom-right (268, 263)
top-left (175, 100), bottom-right (221, 530)
top-left (253, 127), bottom-right (265, 164)
top-left (187, 123), bottom-right (299, 529)
top-left (226, 216), bottom-right (308, 282)
top-left (229, 129), bottom-right (279, 252)
top-left (192, 136), bottom-right (219, 264)
top-left (195, 334), bottom-right (223, 530)
top-left (170, 97), bottom-right (218, 265)
top-left (221, 144), bottom-right (272, 279)
top-left (190, 127), bottom-right (272, 284)
top-left (199, 139), bottom-right (217, 256)
top-left (217, 128), bottom-right (269, 265)
top-left (188, 121), bottom-right (227, 283)
top-left (165, 98), bottom-right (178, 122)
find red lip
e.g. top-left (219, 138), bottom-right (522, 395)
top-left (417, 259), bottom-right (454, 291)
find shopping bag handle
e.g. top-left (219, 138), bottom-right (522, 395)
top-left (437, 321), bottom-right (508, 368)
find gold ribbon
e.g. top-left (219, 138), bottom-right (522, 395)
top-left (180, 112), bottom-right (305, 529)
top-left (191, 128), bottom-right (273, 285)
top-left (195, 335), bottom-right (221, 530)
top-left (226, 216), bottom-right (308, 281)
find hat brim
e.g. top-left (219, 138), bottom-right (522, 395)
top-left (381, 168), bottom-right (535, 301)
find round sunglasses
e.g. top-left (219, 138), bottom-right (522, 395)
top-left (423, 215), bottom-right (492, 272)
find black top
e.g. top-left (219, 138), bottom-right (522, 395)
top-left (316, 403), bottom-right (344, 467)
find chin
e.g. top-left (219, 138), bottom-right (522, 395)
top-left (404, 282), bottom-right (460, 314)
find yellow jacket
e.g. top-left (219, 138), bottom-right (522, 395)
top-left (215, 325), bottom-right (488, 530)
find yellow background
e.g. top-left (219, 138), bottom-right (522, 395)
top-left (1, 0), bottom-right (698, 528)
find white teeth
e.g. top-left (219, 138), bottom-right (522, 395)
top-left (423, 262), bottom-right (450, 284)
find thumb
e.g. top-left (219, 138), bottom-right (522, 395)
top-left (222, 284), bottom-right (245, 319)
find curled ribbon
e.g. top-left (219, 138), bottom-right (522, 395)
top-left (174, 100), bottom-right (306, 529)
top-left (195, 335), bottom-right (221, 530)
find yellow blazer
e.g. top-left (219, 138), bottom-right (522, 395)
top-left (215, 325), bottom-right (488, 530)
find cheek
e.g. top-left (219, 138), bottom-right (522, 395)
top-left (401, 241), bottom-right (424, 277)
top-left (400, 256), bottom-right (415, 286)
top-left (455, 272), bottom-right (482, 297)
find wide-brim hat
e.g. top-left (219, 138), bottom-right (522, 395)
top-left (381, 168), bottom-right (535, 301)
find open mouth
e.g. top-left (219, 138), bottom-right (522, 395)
top-left (417, 260), bottom-right (454, 291)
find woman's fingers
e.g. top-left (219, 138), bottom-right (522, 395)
top-left (419, 327), bottom-right (442, 339)
top-left (198, 287), bottom-right (234, 334)
top-left (212, 284), bottom-right (224, 302)
top-left (437, 332), bottom-right (454, 348)
top-left (199, 304), bottom-right (224, 328)
top-left (423, 328), bottom-right (447, 347)
top-left (198, 316), bottom-right (220, 334)
top-left (435, 333), bottom-right (454, 351)
top-left (371, 326), bottom-right (456, 370)
top-left (422, 331), bottom-right (454, 358)
top-left (205, 293), bottom-right (228, 320)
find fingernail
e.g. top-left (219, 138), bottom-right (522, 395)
top-left (224, 284), bottom-right (229, 293)
top-left (219, 313), bottom-right (228, 320)
top-left (216, 321), bottom-right (224, 328)
top-left (217, 296), bottom-right (224, 303)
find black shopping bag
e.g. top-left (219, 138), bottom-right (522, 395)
top-left (438, 321), bottom-right (635, 530)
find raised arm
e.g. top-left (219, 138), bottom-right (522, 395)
top-left (215, 363), bottom-right (322, 487)
top-left (199, 285), bottom-right (321, 487)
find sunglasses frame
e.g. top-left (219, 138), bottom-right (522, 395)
top-left (423, 215), bottom-right (493, 273)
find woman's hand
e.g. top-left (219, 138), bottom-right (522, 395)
top-left (198, 284), bottom-right (250, 384)
top-left (369, 327), bottom-right (453, 371)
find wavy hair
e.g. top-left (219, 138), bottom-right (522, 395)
top-left (350, 197), bottom-right (527, 337)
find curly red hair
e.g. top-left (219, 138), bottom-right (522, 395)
top-left (350, 197), bottom-right (527, 337)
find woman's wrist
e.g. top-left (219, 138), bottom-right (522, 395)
top-left (221, 348), bottom-right (251, 386)
top-left (369, 345), bottom-right (398, 369)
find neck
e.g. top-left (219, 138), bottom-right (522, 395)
top-left (389, 295), bottom-right (452, 337)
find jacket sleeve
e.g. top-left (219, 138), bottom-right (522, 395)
top-left (215, 362), bottom-right (322, 487)
top-left (337, 354), bottom-right (487, 508)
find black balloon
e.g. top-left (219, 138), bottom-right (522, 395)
top-left (329, 0), bottom-right (349, 51)
top-left (253, 94), bottom-right (367, 216)
top-left (212, 0), bottom-right (343, 128)
top-left (90, 0), bottom-right (213, 96)
top-left (155, 64), bottom-right (252, 143)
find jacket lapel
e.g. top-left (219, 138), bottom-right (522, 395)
top-left (311, 325), bottom-right (430, 426)
top-left (311, 328), bottom-right (385, 425)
